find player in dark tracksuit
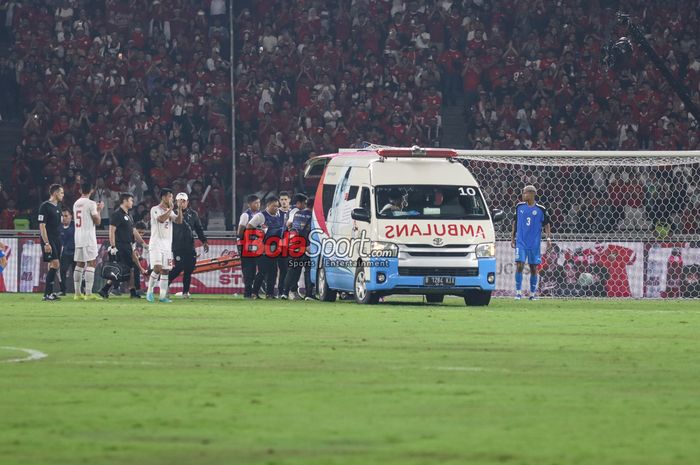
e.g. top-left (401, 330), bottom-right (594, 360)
top-left (99, 193), bottom-right (148, 299)
top-left (38, 184), bottom-right (65, 301)
top-left (58, 208), bottom-right (76, 295)
top-left (169, 192), bottom-right (209, 298)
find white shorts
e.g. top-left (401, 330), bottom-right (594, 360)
top-left (149, 248), bottom-right (173, 270)
top-left (74, 244), bottom-right (98, 263)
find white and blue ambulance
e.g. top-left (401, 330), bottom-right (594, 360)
top-left (304, 146), bottom-right (505, 306)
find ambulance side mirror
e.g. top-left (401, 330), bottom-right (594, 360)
top-left (491, 209), bottom-right (505, 223)
top-left (351, 208), bottom-right (371, 223)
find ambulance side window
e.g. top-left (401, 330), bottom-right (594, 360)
top-left (322, 184), bottom-right (336, 219)
top-left (360, 187), bottom-right (371, 212)
top-left (347, 186), bottom-right (359, 201)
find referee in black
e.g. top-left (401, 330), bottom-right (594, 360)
top-left (38, 184), bottom-right (64, 301)
top-left (99, 193), bottom-right (148, 299)
top-left (169, 192), bottom-right (209, 298)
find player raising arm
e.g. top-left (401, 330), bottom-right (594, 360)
top-left (146, 189), bottom-right (183, 303)
top-left (73, 181), bottom-right (104, 300)
top-left (511, 185), bottom-right (551, 300)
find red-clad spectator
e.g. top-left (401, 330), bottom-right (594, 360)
top-left (0, 200), bottom-right (19, 230)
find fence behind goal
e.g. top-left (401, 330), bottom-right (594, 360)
top-left (457, 150), bottom-right (700, 298)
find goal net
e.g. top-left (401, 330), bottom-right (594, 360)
top-left (456, 150), bottom-right (700, 299)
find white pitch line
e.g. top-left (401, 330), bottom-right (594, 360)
top-left (0, 346), bottom-right (48, 363)
top-left (431, 366), bottom-right (485, 372)
top-left (426, 366), bottom-right (512, 373)
top-left (62, 360), bottom-right (161, 366)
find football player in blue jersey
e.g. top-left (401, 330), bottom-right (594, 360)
top-left (511, 185), bottom-right (552, 300)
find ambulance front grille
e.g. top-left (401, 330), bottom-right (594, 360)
top-left (398, 267), bottom-right (479, 277)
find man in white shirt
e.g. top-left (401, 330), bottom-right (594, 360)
top-left (93, 177), bottom-right (118, 229)
top-left (146, 188), bottom-right (183, 303)
top-left (73, 181), bottom-right (103, 300)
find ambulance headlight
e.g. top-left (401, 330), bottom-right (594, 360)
top-left (476, 243), bottom-right (496, 258)
top-left (370, 241), bottom-right (398, 258)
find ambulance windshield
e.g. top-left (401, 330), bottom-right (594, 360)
top-left (375, 185), bottom-right (489, 220)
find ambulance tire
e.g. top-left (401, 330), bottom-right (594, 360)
top-left (317, 265), bottom-right (337, 302)
top-left (354, 265), bottom-right (379, 305)
top-left (464, 290), bottom-right (492, 306)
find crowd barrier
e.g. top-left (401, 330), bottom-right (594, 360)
top-left (1, 232), bottom-right (697, 297)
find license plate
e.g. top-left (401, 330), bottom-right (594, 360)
top-left (424, 276), bottom-right (455, 286)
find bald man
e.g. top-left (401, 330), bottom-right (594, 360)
top-left (511, 185), bottom-right (552, 300)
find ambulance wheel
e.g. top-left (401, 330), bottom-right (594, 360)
top-left (464, 290), bottom-right (491, 307)
top-left (354, 265), bottom-right (379, 305)
top-left (425, 295), bottom-right (444, 304)
top-left (317, 266), bottom-right (337, 302)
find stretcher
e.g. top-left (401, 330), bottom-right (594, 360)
top-left (192, 254), bottom-right (241, 274)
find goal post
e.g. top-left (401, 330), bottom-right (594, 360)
top-left (455, 150), bottom-right (700, 299)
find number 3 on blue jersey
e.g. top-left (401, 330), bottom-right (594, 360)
top-left (514, 202), bottom-right (550, 250)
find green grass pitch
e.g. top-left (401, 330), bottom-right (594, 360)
top-left (1, 294), bottom-right (699, 465)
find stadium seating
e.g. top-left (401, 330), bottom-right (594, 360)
top-left (2, 0), bottom-right (230, 228)
top-left (0, 0), bottom-right (698, 233)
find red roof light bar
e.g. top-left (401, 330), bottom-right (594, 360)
top-left (376, 147), bottom-right (458, 158)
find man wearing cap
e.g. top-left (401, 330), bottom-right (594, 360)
top-left (169, 192), bottom-right (209, 298)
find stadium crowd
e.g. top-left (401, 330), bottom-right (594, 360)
top-left (1, 0), bottom-right (232, 229)
top-left (0, 0), bottom-right (698, 236)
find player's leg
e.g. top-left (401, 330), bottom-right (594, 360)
top-left (158, 251), bottom-right (173, 301)
top-left (98, 264), bottom-right (113, 299)
top-left (84, 258), bottom-right (97, 298)
top-left (241, 256), bottom-right (256, 298)
top-left (147, 268), bottom-right (160, 301)
top-left (265, 256), bottom-right (280, 298)
top-left (45, 260), bottom-right (60, 299)
top-left (74, 249), bottom-right (86, 299)
top-left (125, 251), bottom-right (140, 298)
top-left (130, 264), bottom-right (141, 298)
top-left (303, 254), bottom-right (315, 299)
top-left (283, 258), bottom-right (302, 300)
top-left (167, 257), bottom-right (183, 293)
top-left (277, 256), bottom-right (289, 299)
top-left (98, 247), bottom-right (126, 299)
top-left (514, 245), bottom-right (525, 299)
top-left (528, 249), bottom-right (542, 300)
top-left (181, 253), bottom-right (196, 297)
top-left (253, 255), bottom-right (266, 297)
top-left (43, 239), bottom-right (61, 300)
top-left (528, 264), bottom-right (539, 299)
top-left (303, 267), bottom-right (315, 299)
top-left (258, 255), bottom-right (275, 298)
top-left (58, 253), bottom-right (71, 295)
top-left (98, 279), bottom-right (113, 298)
top-left (252, 257), bottom-right (265, 298)
top-left (147, 248), bottom-right (163, 302)
top-left (83, 244), bottom-right (99, 298)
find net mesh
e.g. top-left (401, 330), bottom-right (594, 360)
top-left (455, 151), bottom-right (700, 299)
